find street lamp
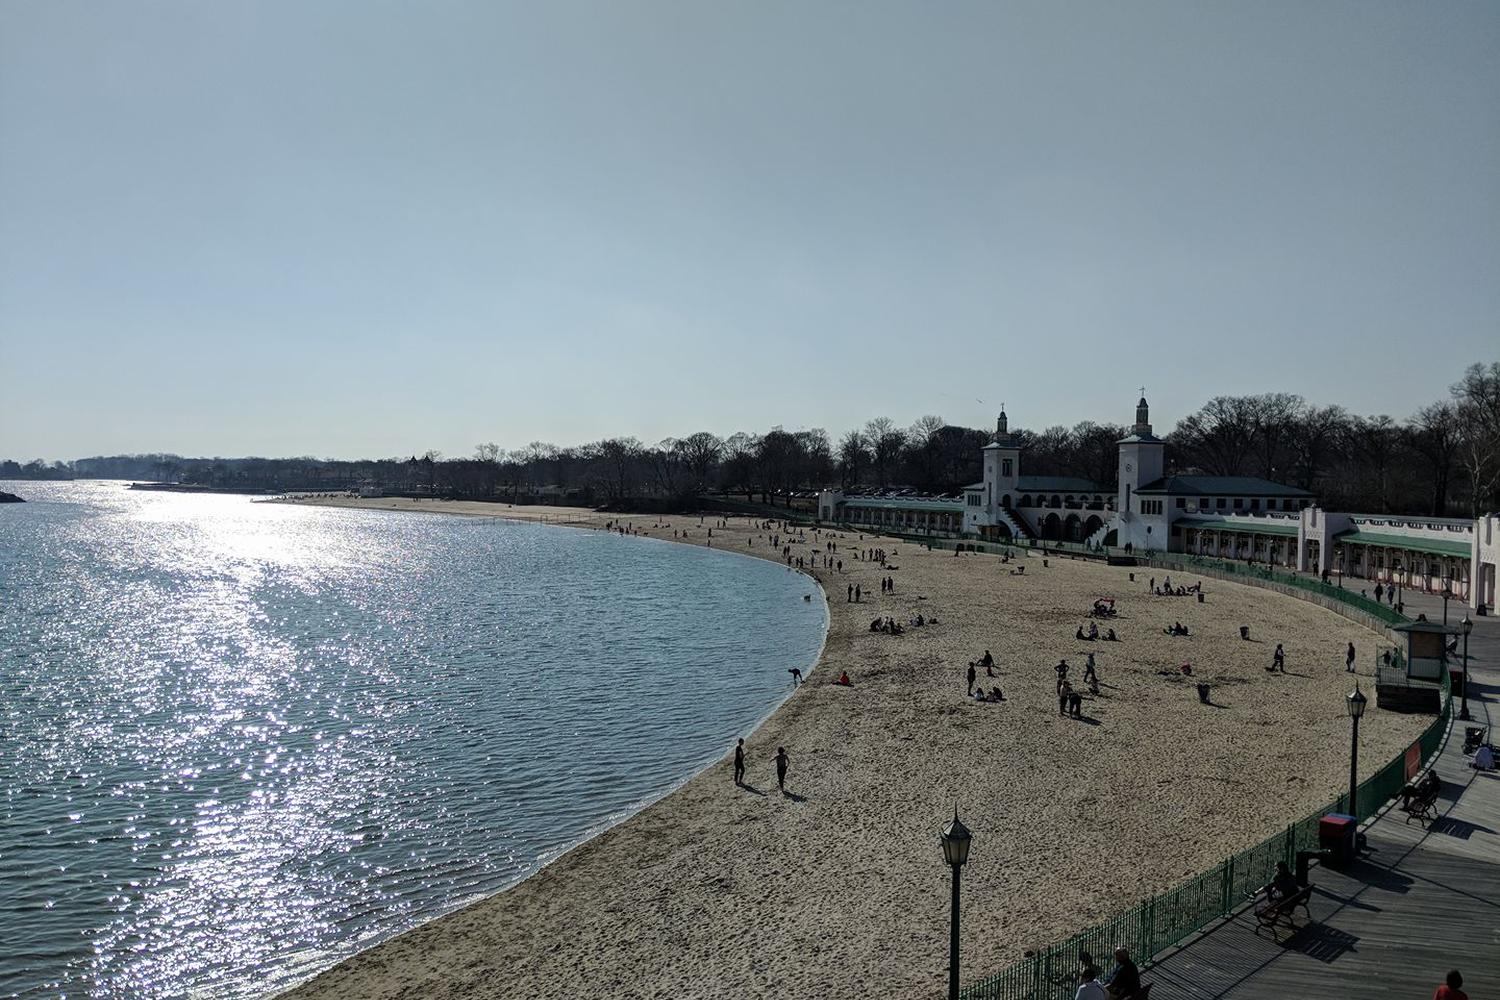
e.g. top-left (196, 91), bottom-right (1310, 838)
top-left (940, 806), bottom-right (973, 1000)
top-left (1460, 615), bottom-right (1474, 721)
top-left (1441, 583), bottom-right (1453, 625)
top-left (1346, 684), bottom-right (1367, 818)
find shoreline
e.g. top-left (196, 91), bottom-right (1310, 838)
top-left (272, 498), bottom-right (1426, 1000)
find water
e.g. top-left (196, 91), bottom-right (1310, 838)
top-left (0, 482), bottom-right (825, 999)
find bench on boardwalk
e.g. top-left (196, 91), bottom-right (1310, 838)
top-left (1401, 784), bottom-right (1440, 825)
top-left (1253, 885), bottom-right (1313, 939)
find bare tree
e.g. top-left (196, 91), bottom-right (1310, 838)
top-left (837, 429), bottom-right (869, 488)
top-left (677, 431), bottom-right (723, 488)
top-left (1453, 362), bottom-right (1500, 515)
top-left (1407, 402), bottom-right (1461, 516)
top-left (864, 417), bottom-right (906, 487)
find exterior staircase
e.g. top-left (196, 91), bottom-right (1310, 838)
top-left (998, 507), bottom-right (1033, 541)
top-left (1084, 520), bottom-right (1114, 549)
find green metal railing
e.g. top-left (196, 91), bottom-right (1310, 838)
top-left (1138, 551), bottom-right (1407, 626)
top-left (960, 671), bottom-right (1452, 999)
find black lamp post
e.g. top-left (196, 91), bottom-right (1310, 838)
top-left (1442, 584), bottom-right (1453, 625)
top-left (940, 806), bottom-right (973, 1000)
top-left (1347, 684), bottom-right (1367, 818)
top-left (1460, 615), bottom-right (1473, 721)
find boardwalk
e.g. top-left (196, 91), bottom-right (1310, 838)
top-left (1145, 590), bottom-right (1499, 1000)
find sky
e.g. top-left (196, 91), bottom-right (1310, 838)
top-left (2, 1), bottom-right (1497, 461)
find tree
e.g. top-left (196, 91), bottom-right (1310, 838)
top-left (1407, 402), bottom-right (1461, 516)
top-left (837, 429), bottom-right (870, 488)
top-left (1170, 396), bottom-right (1259, 475)
top-left (1453, 362), bottom-right (1500, 515)
top-left (864, 417), bottom-right (906, 487)
top-left (677, 431), bottom-right (723, 488)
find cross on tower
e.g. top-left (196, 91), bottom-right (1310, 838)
top-left (1139, 386), bottom-right (1146, 398)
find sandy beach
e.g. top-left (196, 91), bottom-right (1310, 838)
top-left (274, 499), bottom-right (1423, 1000)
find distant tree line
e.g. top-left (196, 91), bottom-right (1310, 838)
top-left (5, 361), bottom-right (1497, 518)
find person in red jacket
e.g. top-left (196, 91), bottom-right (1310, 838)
top-left (1435, 969), bottom-right (1468, 1000)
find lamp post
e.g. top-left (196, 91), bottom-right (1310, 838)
top-left (940, 806), bottom-right (973, 1000)
top-left (1442, 584), bottom-right (1453, 625)
top-left (1347, 684), bottom-right (1367, 818)
top-left (1460, 615), bottom-right (1473, 721)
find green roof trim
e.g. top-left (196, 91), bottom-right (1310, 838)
top-left (837, 497), bottom-right (964, 512)
top-left (1333, 530), bottom-right (1471, 558)
top-left (1136, 475), bottom-right (1313, 497)
top-left (1180, 518), bottom-right (1300, 538)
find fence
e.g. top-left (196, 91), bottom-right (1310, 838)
top-left (959, 670), bottom-right (1452, 999)
top-left (1137, 551), bottom-right (1407, 627)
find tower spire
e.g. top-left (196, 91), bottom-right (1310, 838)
top-left (1134, 391), bottom-right (1151, 435)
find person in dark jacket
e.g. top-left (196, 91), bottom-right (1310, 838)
top-left (1102, 947), bottom-right (1140, 997)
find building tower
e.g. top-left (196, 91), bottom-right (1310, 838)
top-left (1116, 393), bottom-right (1166, 548)
top-left (981, 407), bottom-right (1021, 514)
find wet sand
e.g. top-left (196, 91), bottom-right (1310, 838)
top-left (274, 499), bottom-right (1422, 1000)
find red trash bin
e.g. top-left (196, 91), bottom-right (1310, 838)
top-left (1319, 813), bottom-right (1356, 867)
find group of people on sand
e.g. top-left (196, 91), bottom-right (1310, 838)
top-left (870, 616), bottom-right (905, 635)
top-left (1163, 621), bottom-right (1190, 636)
top-left (1075, 622), bottom-right (1118, 641)
top-left (966, 659), bottom-right (1004, 702)
top-left (731, 738), bottom-right (792, 793)
top-left (1147, 575), bottom-right (1202, 598)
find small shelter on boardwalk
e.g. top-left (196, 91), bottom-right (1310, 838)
top-left (1376, 620), bottom-right (1459, 712)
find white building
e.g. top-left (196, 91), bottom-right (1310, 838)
top-left (818, 395), bottom-right (1500, 612)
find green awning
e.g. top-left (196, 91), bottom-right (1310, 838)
top-left (1334, 530), bottom-right (1471, 558)
top-left (1179, 519), bottom-right (1300, 538)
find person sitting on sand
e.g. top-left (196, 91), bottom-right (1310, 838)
top-left (1076, 625), bottom-right (1087, 641)
top-left (1180, 662), bottom-right (1193, 676)
top-left (990, 685), bottom-right (1004, 701)
top-left (837, 671), bottom-right (851, 686)
top-left (1088, 622), bottom-right (1099, 640)
top-left (870, 618), bottom-right (882, 632)
top-left (1106, 628), bottom-right (1118, 641)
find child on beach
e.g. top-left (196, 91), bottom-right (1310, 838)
top-left (774, 747), bottom-right (789, 792)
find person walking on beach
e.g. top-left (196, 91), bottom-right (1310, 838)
top-left (1346, 642), bottom-right (1356, 672)
top-left (966, 663), bottom-right (976, 695)
top-left (733, 738), bottom-right (745, 786)
top-left (774, 747), bottom-right (789, 792)
top-left (855, 584), bottom-right (861, 602)
top-left (1434, 969), bottom-right (1468, 1000)
top-left (847, 584), bottom-right (853, 602)
top-left (1272, 644), bottom-right (1285, 672)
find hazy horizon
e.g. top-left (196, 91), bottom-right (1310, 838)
top-left (3, 1), bottom-right (1497, 461)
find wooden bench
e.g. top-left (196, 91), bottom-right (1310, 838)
top-left (1253, 885), bottom-right (1313, 939)
top-left (1401, 785), bottom-right (1440, 825)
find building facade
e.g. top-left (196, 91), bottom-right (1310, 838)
top-left (817, 397), bottom-right (1499, 610)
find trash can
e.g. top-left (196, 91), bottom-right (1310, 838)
top-left (1197, 592), bottom-right (1205, 603)
top-left (1319, 813), bottom-right (1356, 868)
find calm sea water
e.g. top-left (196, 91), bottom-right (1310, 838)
top-left (0, 482), bottom-right (825, 999)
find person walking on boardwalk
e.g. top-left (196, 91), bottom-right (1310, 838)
top-left (966, 663), bottom-right (976, 695)
top-left (1346, 641), bottom-right (1356, 672)
top-left (774, 747), bottom-right (789, 792)
top-left (733, 738), bottom-right (745, 786)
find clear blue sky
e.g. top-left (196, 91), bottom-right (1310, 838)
top-left (2, 1), bottom-right (1496, 460)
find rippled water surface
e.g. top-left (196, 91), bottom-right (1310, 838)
top-left (0, 482), bottom-right (825, 999)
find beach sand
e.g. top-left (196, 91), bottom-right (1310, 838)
top-left (275, 499), bottom-right (1423, 1000)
